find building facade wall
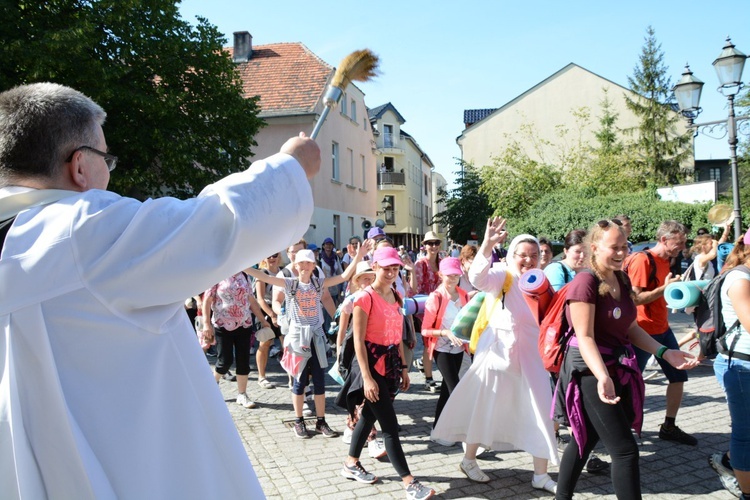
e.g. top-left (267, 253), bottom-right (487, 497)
top-left (250, 84), bottom-right (377, 250)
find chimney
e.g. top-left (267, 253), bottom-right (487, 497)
top-left (233, 31), bottom-right (252, 63)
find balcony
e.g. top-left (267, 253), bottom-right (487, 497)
top-left (378, 171), bottom-right (406, 188)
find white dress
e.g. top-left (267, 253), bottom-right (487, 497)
top-left (432, 252), bottom-right (559, 463)
top-left (0, 153), bottom-right (312, 499)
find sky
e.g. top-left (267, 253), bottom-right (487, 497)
top-left (178, 0), bottom-right (749, 188)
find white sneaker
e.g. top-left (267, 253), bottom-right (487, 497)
top-left (368, 439), bottom-right (387, 459)
top-left (460, 459), bottom-right (490, 483)
top-left (302, 401), bottom-right (313, 417)
top-left (531, 473), bottom-right (557, 493)
top-left (342, 427), bottom-right (353, 445)
top-left (645, 355), bottom-right (659, 369)
top-left (236, 392), bottom-right (257, 409)
top-left (643, 371), bottom-right (659, 381)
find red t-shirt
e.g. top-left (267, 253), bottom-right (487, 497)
top-left (565, 272), bottom-right (637, 350)
top-left (625, 250), bottom-right (671, 335)
top-left (353, 287), bottom-right (403, 346)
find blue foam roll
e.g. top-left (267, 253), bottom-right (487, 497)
top-left (664, 280), bottom-right (710, 309)
top-left (402, 294), bottom-right (428, 316)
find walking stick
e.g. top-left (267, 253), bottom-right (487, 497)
top-left (310, 49), bottom-right (379, 139)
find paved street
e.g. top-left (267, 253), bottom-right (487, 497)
top-left (216, 312), bottom-right (735, 499)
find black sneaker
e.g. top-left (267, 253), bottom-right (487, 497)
top-left (586, 455), bottom-right (610, 474)
top-left (293, 420), bottom-right (310, 439)
top-left (405, 479), bottom-right (435, 499)
top-left (315, 420), bottom-right (339, 438)
top-left (341, 461), bottom-right (377, 484)
top-left (658, 424), bottom-right (697, 446)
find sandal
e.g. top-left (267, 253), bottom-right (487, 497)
top-left (531, 474), bottom-right (557, 494)
top-left (258, 378), bottom-right (275, 389)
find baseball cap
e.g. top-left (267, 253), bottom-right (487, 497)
top-left (439, 257), bottom-right (462, 276)
top-left (307, 243), bottom-right (319, 251)
top-left (294, 249), bottom-right (316, 264)
top-left (322, 237), bottom-right (334, 246)
top-left (371, 247), bottom-right (402, 267)
top-left (367, 227), bottom-right (386, 240)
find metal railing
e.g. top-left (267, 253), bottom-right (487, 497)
top-left (377, 171), bottom-right (405, 185)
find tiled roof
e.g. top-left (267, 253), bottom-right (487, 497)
top-left (463, 108), bottom-right (498, 126)
top-left (227, 43), bottom-right (333, 117)
top-left (367, 102), bottom-right (406, 124)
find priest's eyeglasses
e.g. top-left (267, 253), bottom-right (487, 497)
top-left (66, 146), bottom-right (118, 172)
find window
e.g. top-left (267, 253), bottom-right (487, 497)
top-left (383, 195), bottom-right (395, 225)
top-left (710, 167), bottom-right (721, 182)
top-left (340, 93), bottom-right (347, 116)
top-left (361, 154), bottom-right (366, 190)
top-left (333, 215), bottom-right (340, 248)
top-left (424, 174), bottom-right (429, 195)
top-left (350, 99), bottom-right (357, 122)
top-left (348, 148), bottom-right (354, 185)
top-left (384, 157), bottom-right (394, 171)
top-left (383, 124), bottom-right (394, 147)
top-left (348, 216), bottom-right (354, 239)
top-left (332, 142), bottom-right (339, 180)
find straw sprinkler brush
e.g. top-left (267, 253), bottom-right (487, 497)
top-left (310, 49), bottom-right (380, 139)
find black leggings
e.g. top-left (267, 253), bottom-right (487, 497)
top-left (349, 374), bottom-right (410, 478)
top-left (556, 374), bottom-right (641, 500)
top-left (214, 325), bottom-right (253, 376)
top-left (433, 350), bottom-right (463, 428)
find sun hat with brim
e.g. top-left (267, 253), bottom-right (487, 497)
top-left (294, 249), bottom-right (316, 264)
top-left (352, 261), bottom-right (376, 281)
top-left (371, 247), bottom-right (402, 267)
top-left (439, 257), bottom-right (462, 276)
top-left (422, 231), bottom-right (442, 244)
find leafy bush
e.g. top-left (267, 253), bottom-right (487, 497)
top-left (509, 187), bottom-right (711, 242)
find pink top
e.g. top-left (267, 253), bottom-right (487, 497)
top-left (353, 287), bottom-right (403, 346)
top-left (205, 272), bottom-right (254, 331)
top-left (415, 258), bottom-right (441, 295)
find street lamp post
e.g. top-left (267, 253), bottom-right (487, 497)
top-left (673, 37), bottom-right (748, 237)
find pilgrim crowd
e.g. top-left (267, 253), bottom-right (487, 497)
top-left (2, 83), bottom-right (748, 500)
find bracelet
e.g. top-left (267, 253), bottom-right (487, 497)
top-left (400, 365), bottom-right (408, 370)
top-left (655, 345), bottom-right (668, 359)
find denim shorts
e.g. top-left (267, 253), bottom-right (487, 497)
top-left (633, 328), bottom-right (688, 383)
top-left (714, 353), bottom-right (750, 471)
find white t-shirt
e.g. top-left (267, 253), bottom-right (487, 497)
top-left (435, 297), bottom-right (464, 354)
top-left (720, 268), bottom-right (750, 356)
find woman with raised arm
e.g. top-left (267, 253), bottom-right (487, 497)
top-left (432, 217), bottom-right (558, 492)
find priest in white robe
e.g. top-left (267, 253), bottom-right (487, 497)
top-left (0, 82), bottom-right (320, 499)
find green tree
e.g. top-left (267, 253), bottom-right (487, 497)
top-left (480, 142), bottom-right (562, 222)
top-left (432, 161), bottom-right (491, 243)
top-left (566, 88), bottom-right (646, 194)
top-left (0, 0), bottom-right (263, 198)
top-left (736, 87), bottom-right (750, 218)
top-left (625, 26), bottom-right (692, 185)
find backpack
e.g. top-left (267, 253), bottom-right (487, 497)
top-left (694, 265), bottom-right (750, 359)
top-left (623, 250), bottom-right (657, 288)
top-left (552, 261), bottom-right (571, 285)
top-left (538, 269), bottom-right (597, 373)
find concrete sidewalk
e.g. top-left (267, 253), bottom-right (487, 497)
top-left (217, 311), bottom-right (735, 499)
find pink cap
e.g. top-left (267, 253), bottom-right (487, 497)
top-left (439, 257), bottom-right (462, 276)
top-left (744, 227), bottom-right (750, 246)
top-left (372, 247), bottom-right (402, 267)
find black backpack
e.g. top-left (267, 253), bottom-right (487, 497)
top-left (337, 289), bottom-right (374, 379)
top-left (695, 265), bottom-right (750, 359)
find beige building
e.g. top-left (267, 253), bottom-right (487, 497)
top-left (431, 171), bottom-right (448, 243)
top-left (230, 31), bottom-right (377, 250)
top-left (457, 63), bottom-right (689, 170)
top-left (368, 103), bottom-right (437, 251)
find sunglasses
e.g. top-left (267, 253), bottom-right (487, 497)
top-left (597, 219), bottom-right (623, 228)
top-left (267, 253), bottom-right (280, 259)
top-left (424, 241), bottom-right (441, 246)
